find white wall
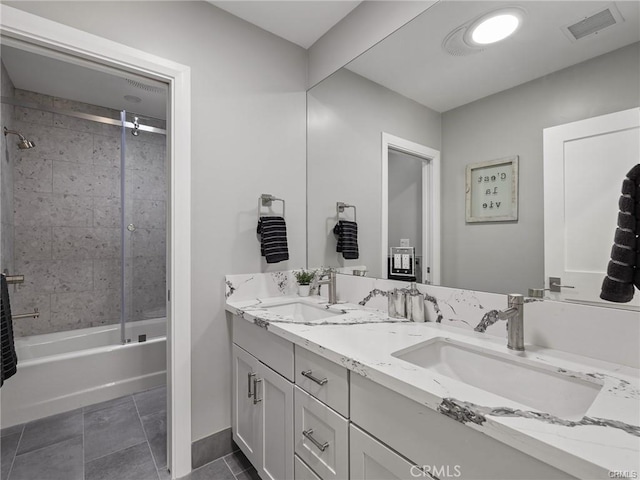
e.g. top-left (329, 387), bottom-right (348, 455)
top-left (5, 0), bottom-right (308, 442)
top-left (308, 1), bottom-right (435, 88)
top-left (440, 43), bottom-right (640, 295)
top-left (307, 68), bottom-right (440, 276)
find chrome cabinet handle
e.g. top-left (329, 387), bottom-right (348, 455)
top-left (247, 372), bottom-right (255, 398)
top-left (301, 370), bottom-right (328, 386)
top-left (253, 378), bottom-right (263, 405)
top-left (302, 428), bottom-right (329, 452)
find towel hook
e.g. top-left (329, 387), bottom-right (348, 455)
top-left (336, 202), bottom-right (356, 222)
top-left (258, 194), bottom-right (285, 218)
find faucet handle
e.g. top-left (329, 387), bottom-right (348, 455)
top-left (507, 293), bottom-right (524, 306)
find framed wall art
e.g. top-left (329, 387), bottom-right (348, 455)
top-left (465, 156), bottom-right (519, 223)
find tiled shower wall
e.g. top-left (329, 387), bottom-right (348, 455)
top-left (1, 62), bottom-right (15, 277)
top-left (3, 81), bottom-right (166, 337)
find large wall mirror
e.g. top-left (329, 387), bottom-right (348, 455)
top-left (307, 0), bottom-right (640, 308)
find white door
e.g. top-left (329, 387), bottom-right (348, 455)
top-left (257, 361), bottom-right (294, 480)
top-left (232, 345), bottom-right (260, 466)
top-left (544, 108), bottom-right (640, 308)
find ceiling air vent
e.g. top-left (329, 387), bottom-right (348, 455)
top-left (562, 3), bottom-right (624, 41)
top-left (125, 78), bottom-right (165, 94)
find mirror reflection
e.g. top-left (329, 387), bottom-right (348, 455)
top-left (307, 0), bottom-right (640, 307)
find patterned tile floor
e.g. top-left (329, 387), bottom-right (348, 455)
top-left (1, 386), bottom-right (259, 480)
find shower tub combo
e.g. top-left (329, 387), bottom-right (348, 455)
top-left (0, 318), bottom-right (166, 428)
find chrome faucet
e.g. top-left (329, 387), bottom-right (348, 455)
top-left (497, 294), bottom-right (525, 351)
top-left (311, 268), bottom-right (337, 304)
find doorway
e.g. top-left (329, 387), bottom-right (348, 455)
top-left (1, 6), bottom-right (192, 478)
top-left (381, 133), bottom-right (440, 285)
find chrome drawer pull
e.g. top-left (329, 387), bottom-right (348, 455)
top-left (253, 378), bottom-right (263, 405)
top-left (302, 428), bottom-right (329, 452)
top-left (301, 370), bottom-right (328, 386)
top-left (248, 372), bottom-right (255, 398)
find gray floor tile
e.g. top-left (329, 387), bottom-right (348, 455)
top-left (0, 425), bottom-right (23, 439)
top-left (84, 399), bottom-right (147, 462)
top-left (235, 467), bottom-right (261, 480)
top-left (85, 441), bottom-right (158, 480)
top-left (187, 458), bottom-right (235, 480)
top-left (134, 386), bottom-right (167, 417)
top-left (223, 450), bottom-right (252, 475)
top-left (16, 408), bottom-right (82, 456)
top-left (157, 467), bottom-right (171, 480)
top-left (83, 394), bottom-right (133, 414)
top-left (9, 435), bottom-right (83, 480)
top-left (141, 410), bottom-right (167, 468)
top-left (1, 433), bottom-right (21, 480)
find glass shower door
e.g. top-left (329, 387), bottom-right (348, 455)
top-left (121, 111), bottom-right (167, 344)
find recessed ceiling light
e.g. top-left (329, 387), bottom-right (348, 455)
top-left (466, 8), bottom-right (525, 46)
top-left (124, 95), bottom-right (142, 103)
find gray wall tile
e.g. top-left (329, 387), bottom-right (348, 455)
top-left (52, 227), bottom-right (120, 260)
top-left (126, 168), bottom-right (166, 201)
top-left (93, 196), bottom-right (121, 228)
top-left (14, 89), bottom-right (53, 107)
top-left (132, 228), bottom-right (165, 257)
top-left (14, 225), bottom-right (52, 261)
top-left (51, 289), bottom-right (121, 327)
top-left (14, 157), bottom-right (53, 193)
top-left (52, 161), bottom-right (94, 195)
top-left (10, 293), bottom-right (51, 337)
top-left (125, 141), bottom-right (166, 172)
top-left (93, 135), bottom-right (121, 167)
top-left (132, 199), bottom-right (165, 229)
top-left (14, 191), bottom-right (93, 227)
top-left (92, 165), bottom-right (121, 197)
top-left (13, 121), bottom-right (93, 164)
top-left (15, 106), bottom-right (54, 126)
top-left (191, 428), bottom-right (234, 470)
top-left (15, 259), bottom-right (94, 294)
top-left (133, 256), bottom-right (166, 287)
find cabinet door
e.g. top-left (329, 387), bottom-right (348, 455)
top-left (232, 344), bottom-right (260, 466)
top-left (350, 424), bottom-right (420, 480)
top-left (256, 361), bottom-right (294, 480)
top-left (295, 387), bottom-right (348, 480)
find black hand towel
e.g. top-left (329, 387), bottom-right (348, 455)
top-left (600, 164), bottom-right (640, 303)
top-left (1, 274), bottom-right (18, 387)
top-left (257, 216), bottom-right (289, 264)
top-left (333, 220), bottom-right (359, 260)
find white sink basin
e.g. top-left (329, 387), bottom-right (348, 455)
top-left (392, 337), bottom-right (603, 420)
top-left (262, 301), bottom-right (344, 322)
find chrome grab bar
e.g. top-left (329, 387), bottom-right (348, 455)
top-left (301, 370), bottom-right (328, 386)
top-left (302, 428), bottom-right (329, 452)
top-left (5, 275), bottom-right (24, 284)
top-left (13, 309), bottom-right (39, 320)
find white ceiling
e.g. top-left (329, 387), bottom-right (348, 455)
top-left (1, 44), bottom-right (168, 120)
top-left (346, 1), bottom-right (640, 113)
top-left (209, 1), bottom-right (361, 48)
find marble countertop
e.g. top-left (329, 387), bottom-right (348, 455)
top-left (226, 294), bottom-right (640, 479)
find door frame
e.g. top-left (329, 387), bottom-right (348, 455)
top-left (0, 6), bottom-right (192, 478)
top-left (381, 133), bottom-right (440, 284)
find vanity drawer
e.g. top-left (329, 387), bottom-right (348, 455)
top-left (295, 346), bottom-right (349, 417)
top-left (233, 315), bottom-right (294, 381)
top-left (295, 455), bottom-right (322, 480)
top-left (295, 386), bottom-right (348, 480)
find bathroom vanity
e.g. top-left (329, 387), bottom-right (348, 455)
top-left (226, 271), bottom-right (640, 480)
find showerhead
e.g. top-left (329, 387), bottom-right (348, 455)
top-left (4, 127), bottom-right (35, 150)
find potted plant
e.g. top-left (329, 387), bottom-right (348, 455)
top-left (294, 269), bottom-right (315, 297)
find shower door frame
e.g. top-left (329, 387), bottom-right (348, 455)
top-left (0, 6), bottom-right (193, 479)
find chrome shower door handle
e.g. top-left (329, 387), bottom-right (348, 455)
top-left (253, 378), bottom-right (263, 405)
top-left (301, 370), bottom-right (328, 386)
top-left (302, 428), bottom-right (329, 452)
top-left (247, 372), bottom-right (255, 398)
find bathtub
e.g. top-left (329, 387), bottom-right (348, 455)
top-left (0, 318), bottom-right (166, 428)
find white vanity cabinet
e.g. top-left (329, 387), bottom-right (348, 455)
top-left (350, 424), bottom-right (418, 480)
top-left (232, 316), bottom-right (295, 480)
